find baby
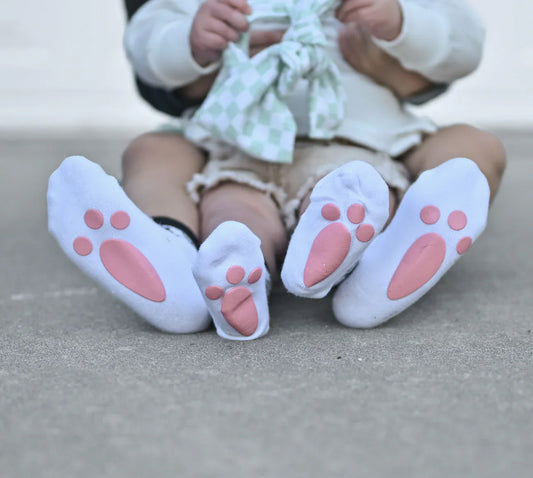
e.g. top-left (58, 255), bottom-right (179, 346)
top-left (48, 0), bottom-right (505, 340)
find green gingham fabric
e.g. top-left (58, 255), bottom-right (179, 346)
top-left (188, 0), bottom-right (345, 163)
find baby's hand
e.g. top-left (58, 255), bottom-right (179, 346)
top-left (338, 23), bottom-right (387, 79)
top-left (336, 0), bottom-right (403, 41)
top-left (190, 0), bottom-right (251, 66)
top-left (249, 30), bottom-right (285, 57)
top-left (339, 22), bottom-right (432, 99)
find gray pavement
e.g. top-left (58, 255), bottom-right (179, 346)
top-left (1, 131), bottom-right (532, 478)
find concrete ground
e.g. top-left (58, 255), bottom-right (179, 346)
top-left (1, 131), bottom-right (532, 478)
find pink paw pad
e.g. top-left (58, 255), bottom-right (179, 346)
top-left (72, 209), bottom-right (166, 302)
top-left (204, 266), bottom-right (263, 337)
top-left (303, 202), bottom-right (375, 288)
top-left (387, 206), bottom-right (473, 300)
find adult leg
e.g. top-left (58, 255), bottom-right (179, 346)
top-left (122, 132), bottom-right (206, 236)
top-left (402, 124), bottom-right (506, 202)
top-left (47, 133), bottom-right (210, 333)
top-left (192, 183), bottom-right (288, 340)
top-left (332, 126), bottom-right (505, 328)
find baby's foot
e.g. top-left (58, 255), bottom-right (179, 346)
top-left (281, 160), bottom-right (390, 298)
top-left (193, 221), bottom-right (270, 341)
top-left (332, 157), bottom-right (490, 328)
top-left (47, 156), bottom-right (210, 333)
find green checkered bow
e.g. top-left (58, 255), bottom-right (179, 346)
top-left (188, 0), bottom-right (345, 163)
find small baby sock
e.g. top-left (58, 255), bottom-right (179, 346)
top-left (281, 160), bottom-right (390, 298)
top-left (332, 157), bottom-right (490, 328)
top-left (192, 221), bottom-right (270, 341)
top-left (47, 155), bottom-right (210, 334)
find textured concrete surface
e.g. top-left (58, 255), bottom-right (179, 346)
top-left (1, 132), bottom-right (532, 478)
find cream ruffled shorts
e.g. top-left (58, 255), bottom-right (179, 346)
top-left (186, 139), bottom-right (410, 230)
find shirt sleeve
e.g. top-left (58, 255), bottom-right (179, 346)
top-left (373, 0), bottom-right (485, 84)
top-left (124, 0), bottom-right (220, 89)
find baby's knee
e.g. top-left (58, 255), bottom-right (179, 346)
top-left (123, 133), bottom-right (162, 171)
top-left (123, 133), bottom-right (158, 164)
top-left (483, 131), bottom-right (506, 180)
top-left (456, 125), bottom-right (507, 179)
top-left (122, 132), bottom-right (198, 171)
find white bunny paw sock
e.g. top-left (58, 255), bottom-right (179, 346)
top-left (281, 160), bottom-right (390, 298)
top-left (333, 157), bottom-right (490, 328)
top-left (193, 221), bottom-right (270, 341)
top-left (47, 156), bottom-right (210, 333)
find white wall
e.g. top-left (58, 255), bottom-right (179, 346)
top-left (416, 0), bottom-right (533, 128)
top-left (1, 0), bottom-right (532, 134)
top-left (0, 0), bottom-right (165, 134)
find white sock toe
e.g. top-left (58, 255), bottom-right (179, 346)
top-left (333, 157), bottom-right (490, 328)
top-left (47, 155), bottom-right (210, 333)
top-left (281, 160), bottom-right (390, 298)
top-left (193, 221), bottom-right (270, 341)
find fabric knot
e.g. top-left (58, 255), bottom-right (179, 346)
top-left (187, 0), bottom-right (345, 163)
top-left (284, 10), bottom-right (326, 46)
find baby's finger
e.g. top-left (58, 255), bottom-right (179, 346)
top-left (336, 7), bottom-right (357, 24)
top-left (339, 22), bottom-right (363, 44)
top-left (219, 0), bottom-right (252, 16)
top-left (212, 1), bottom-right (249, 32)
top-left (338, 26), bottom-right (352, 56)
top-left (206, 17), bottom-right (241, 43)
top-left (249, 29), bottom-right (285, 48)
top-left (336, 0), bottom-right (370, 23)
top-left (201, 30), bottom-right (230, 53)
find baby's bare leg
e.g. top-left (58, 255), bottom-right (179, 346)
top-left (402, 125), bottom-right (506, 202)
top-left (199, 183), bottom-right (287, 275)
top-left (193, 183), bottom-right (287, 340)
top-left (122, 132), bottom-right (206, 235)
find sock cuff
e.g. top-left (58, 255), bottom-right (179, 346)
top-left (152, 216), bottom-right (201, 249)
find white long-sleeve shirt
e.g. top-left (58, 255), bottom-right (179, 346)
top-left (124, 0), bottom-right (485, 156)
